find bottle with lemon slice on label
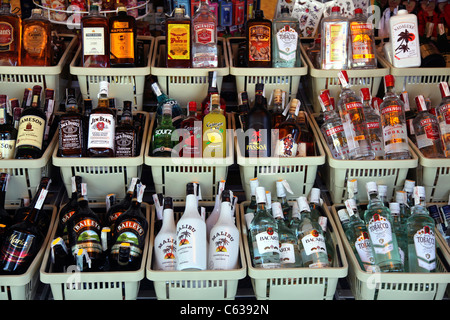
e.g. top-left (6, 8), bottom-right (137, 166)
top-left (202, 93), bottom-right (226, 158)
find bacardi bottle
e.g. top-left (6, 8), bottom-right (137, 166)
top-left (153, 196), bottom-right (177, 271)
top-left (436, 82), bottom-right (450, 157)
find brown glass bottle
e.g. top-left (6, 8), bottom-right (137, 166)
top-left (87, 98), bottom-right (116, 157)
top-left (21, 9), bottom-right (52, 66)
top-left (114, 101), bottom-right (137, 157)
top-left (246, 9), bottom-right (272, 67)
top-left (271, 89), bottom-right (285, 129)
top-left (0, 97), bottom-right (17, 159)
top-left (0, 0), bottom-right (21, 66)
top-left (81, 4), bottom-right (110, 67)
top-left (59, 91), bottom-right (85, 158)
top-left (109, 7), bottom-right (137, 67)
top-left (165, 7), bottom-right (191, 68)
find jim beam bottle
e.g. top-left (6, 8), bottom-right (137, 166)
top-left (87, 97), bottom-right (115, 157)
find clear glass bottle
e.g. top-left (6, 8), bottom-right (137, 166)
top-left (272, 6), bottom-right (300, 68)
top-left (246, 177), bottom-right (259, 215)
top-left (363, 181), bottom-right (403, 272)
top-left (336, 71), bottom-right (375, 160)
top-left (436, 82), bottom-right (450, 157)
top-left (308, 187), bottom-right (322, 222)
top-left (192, 0), bottom-right (218, 68)
top-left (348, 8), bottom-right (377, 69)
top-left (403, 179), bottom-right (416, 208)
top-left (389, 202), bottom-right (408, 269)
top-left (153, 196), bottom-right (177, 271)
top-left (379, 75), bottom-right (411, 160)
top-left (321, 6), bottom-right (349, 70)
top-left (407, 186), bottom-right (436, 273)
top-left (360, 88), bottom-right (384, 159)
top-left (347, 179), bottom-right (362, 215)
top-left (276, 179), bottom-right (292, 222)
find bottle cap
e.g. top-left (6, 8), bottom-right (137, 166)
top-left (280, 6), bottom-right (289, 14)
top-left (221, 190), bottom-right (232, 202)
top-left (296, 196), bottom-right (310, 212)
top-left (118, 6), bottom-right (127, 11)
top-left (338, 70), bottom-right (349, 87)
top-left (211, 94), bottom-right (220, 106)
top-left (309, 188), bottom-right (321, 204)
top-left (389, 202), bottom-right (400, 214)
top-left (256, 186), bottom-right (266, 204)
top-left (250, 178), bottom-right (259, 195)
top-left (332, 6), bottom-right (340, 12)
top-left (396, 191), bottom-right (407, 204)
top-left (276, 180), bottom-right (286, 197)
top-left (354, 8), bottom-right (363, 14)
top-left (271, 202), bottom-right (283, 219)
top-left (265, 191), bottom-right (272, 209)
top-left (163, 196), bottom-right (173, 209)
top-left (360, 88), bottom-right (371, 102)
top-left (162, 103), bottom-right (172, 115)
top-left (188, 101), bottom-right (197, 112)
top-left (404, 180), bottom-right (415, 193)
top-left (338, 209), bottom-right (350, 222)
top-left (344, 199), bottom-right (357, 217)
top-left (366, 181), bottom-right (378, 193)
top-left (439, 82), bottom-right (450, 98)
top-left (378, 185), bottom-right (387, 196)
top-left (384, 75), bottom-right (395, 88)
top-left (415, 95), bottom-right (427, 112)
top-left (319, 92), bottom-right (331, 110)
top-left (291, 202), bottom-right (300, 218)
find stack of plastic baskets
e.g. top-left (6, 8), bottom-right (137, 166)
top-left (151, 36), bottom-right (230, 108)
top-left (310, 114), bottom-right (419, 204)
top-left (52, 111), bottom-right (150, 202)
top-left (146, 201), bottom-right (246, 300)
top-left (0, 34), bottom-right (78, 105)
top-left (239, 200), bottom-right (348, 300)
top-left (330, 203), bottom-right (450, 300)
top-left (0, 205), bottom-right (57, 300)
top-left (39, 202), bottom-right (151, 300)
top-left (145, 114), bottom-right (234, 201)
top-left (300, 43), bottom-right (390, 113)
top-left (227, 37), bottom-right (307, 103)
top-left (232, 112), bottom-right (326, 201)
top-left (69, 36), bottom-right (154, 111)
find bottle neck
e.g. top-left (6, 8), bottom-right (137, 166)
top-left (162, 208), bottom-right (175, 228)
top-left (185, 194), bottom-right (199, 213)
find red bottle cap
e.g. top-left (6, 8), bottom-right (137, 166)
top-left (355, 8), bottom-right (363, 14)
top-left (338, 70), bottom-right (349, 86)
top-left (439, 82), bottom-right (450, 98)
top-left (360, 88), bottom-right (371, 101)
top-left (415, 95), bottom-right (427, 112)
top-left (371, 97), bottom-right (383, 112)
top-left (332, 6), bottom-right (340, 12)
top-left (188, 101), bottom-right (197, 112)
top-left (320, 89), bottom-right (330, 97)
top-left (319, 92), bottom-right (331, 107)
top-left (384, 75), bottom-right (395, 88)
top-left (330, 97), bottom-right (335, 108)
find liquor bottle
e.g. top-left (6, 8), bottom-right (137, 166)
top-left (436, 22), bottom-right (449, 66)
top-left (109, 7), bottom-right (137, 67)
top-left (272, 6), bottom-right (300, 68)
top-left (0, 173), bottom-right (12, 244)
top-left (115, 101), bottom-right (137, 157)
top-left (67, 183), bottom-right (104, 271)
top-left (201, 71), bottom-right (226, 117)
top-left (87, 97), bottom-right (116, 157)
top-left (81, 4), bottom-right (110, 67)
top-left (389, 8), bottom-right (421, 68)
top-left (336, 71), bottom-right (375, 160)
top-left (265, 190), bottom-right (272, 216)
top-left (306, 36), bottom-right (321, 69)
top-left (271, 89), bottom-right (286, 129)
top-left (237, 91), bottom-right (250, 130)
top-left (276, 179), bottom-right (292, 222)
top-left (248, 186), bottom-right (280, 268)
top-left (308, 187), bottom-right (322, 222)
top-left (106, 177), bottom-right (139, 232)
top-left (246, 177), bottom-right (259, 214)
top-left (179, 101), bottom-right (202, 158)
top-left (166, 7), bottom-right (191, 68)
top-left (360, 88), bottom-right (384, 159)
top-left (205, 180), bottom-right (225, 239)
top-left (0, 99), bottom-right (17, 159)
top-left (0, 0), bottom-right (21, 66)
top-left (0, 181), bottom-right (49, 274)
top-left (151, 81), bottom-right (183, 128)
top-left (403, 179), bottom-right (415, 208)
top-left (379, 75), bottom-right (411, 160)
top-left (413, 95), bottom-right (445, 158)
top-left (208, 189), bottom-right (240, 270)
top-left (288, 201), bottom-right (301, 236)
top-left (407, 186), bottom-right (436, 272)
top-left (176, 182), bottom-right (207, 270)
top-left (245, 84), bottom-right (271, 157)
top-left (110, 183), bottom-right (148, 271)
top-left (57, 176), bottom-right (82, 246)
top-left (272, 202), bottom-right (302, 267)
top-left (347, 179), bottom-right (362, 215)
top-left (192, 0), bottom-right (218, 68)
top-left (202, 93), bottom-right (227, 158)
top-left (389, 202), bottom-right (408, 269)
top-left (58, 93), bottom-right (84, 158)
top-left (321, 6), bottom-right (349, 70)
top-left (21, 9), bottom-right (51, 66)
top-left (436, 82), bottom-right (450, 157)
top-left (419, 22), bottom-right (446, 68)
top-left (363, 181), bottom-right (403, 272)
top-left (395, 190), bottom-right (411, 223)
top-left (274, 98), bottom-right (301, 157)
top-left (152, 104), bottom-right (176, 157)
top-left (246, 9), bottom-right (272, 67)
top-left (295, 196), bottom-right (329, 268)
top-left (319, 91), bottom-right (349, 160)
top-left (377, 184), bottom-right (389, 207)
top-left (14, 85), bottom-right (46, 159)
top-left (318, 215), bottom-right (335, 265)
top-left (153, 196), bottom-right (177, 271)
top-left (349, 8), bottom-right (377, 69)
top-left (341, 199), bottom-right (379, 272)
top-left (49, 237), bottom-right (71, 272)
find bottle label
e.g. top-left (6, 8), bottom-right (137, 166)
top-left (111, 219), bottom-right (146, 258)
top-left (176, 222), bottom-right (205, 269)
top-left (354, 231), bottom-right (376, 268)
top-left (367, 214), bottom-right (394, 254)
top-left (180, 125), bottom-right (202, 157)
top-left (16, 115), bottom-right (45, 149)
top-left (323, 22), bottom-right (348, 68)
top-left (279, 243), bottom-right (296, 264)
top-left (209, 229), bottom-right (238, 269)
top-left (110, 22), bottom-right (134, 59)
top-left (194, 22), bottom-right (215, 45)
top-left (413, 226), bottom-right (436, 271)
top-left (248, 25), bottom-right (271, 62)
top-left (167, 23), bottom-right (190, 60)
top-left (155, 236), bottom-right (176, 270)
top-left (87, 113), bottom-right (115, 150)
top-left (381, 106), bottom-right (409, 153)
top-left (0, 22), bottom-right (13, 50)
top-left (301, 230), bottom-right (327, 256)
top-left (276, 25), bottom-right (298, 62)
top-left (83, 27), bottom-right (106, 55)
top-left (416, 118), bottom-right (440, 149)
top-left (115, 131), bottom-right (135, 157)
top-left (1, 230), bottom-right (36, 268)
top-left (350, 22), bottom-right (375, 62)
top-left (203, 122), bottom-right (225, 156)
top-left (255, 228), bottom-right (279, 254)
top-left (275, 133), bottom-right (298, 157)
top-left (23, 25), bottom-right (46, 55)
top-left (71, 218), bottom-right (102, 256)
top-left (439, 104), bottom-right (450, 136)
top-left (59, 118), bottom-right (83, 152)
top-left (0, 139), bottom-right (15, 159)
top-left (246, 128), bottom-right (269, 156)
top-left (392, 22), bottom-right (419, 60)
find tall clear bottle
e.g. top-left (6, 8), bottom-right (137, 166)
top-left (436, 82), bottom-right (450, 157)
top-left (272, 6), bottom-right (300, 68)
top-left (336, 71), bottom-right (375, 160)
top-left (321, 6), bottom-right (349, 70)
top-left (276, 179), bottom-right (292, 222)
top-left (348, 8), bottom-right (377, 69)
top-left (360, 88), bottom-right (384, 159)
top-left (363, 181), bottom-right (403, 272)
top-left (153, 197), bottom-right (177, 271)
top-left (389, 202), bottom-right (408, 269)
top-left (246, 177), bottom-right (259, 215)
top-left (191, 0), bottom-right (218, 68)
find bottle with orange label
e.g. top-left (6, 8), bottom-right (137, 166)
top-left (109, 7), bottom-right (137, 67)
top-left (246, 9), bottom-right (272, 67)
top-left (166, 7), bottom-right (191, 68)
top-left (349, 8), bottom-right (377, 69)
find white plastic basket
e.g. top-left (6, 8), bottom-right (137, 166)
top-left (330, 203), bottom-right (450, 300)
top-left (146, 201), bottom-right (247, 300)
top-left (0, 205), bottom-right (57, 300)
top-left (240, 200), bottom-right (348, 300)
top-left (227, 37), bottom-right (307, 103)
top-left (39, 202), bottom-right (151, 300)
top-left (151, 36), bottom-right (230, 108)
top-left (69, 36), bottom-right (153, 111)
top-left (0, 34), bottom-right (78, 105)
top-left (300, 44), bottom-right (390, 113)
top-left (0, 133), bottom-right (58, 206)
top-left (233, 112), bottom-right (326, 201)
top-left (52, 111), bottom-right (150, 202)
top-left (144, 113), bottom-right (234, 201)
top-left (310, 113), bottom-right (419, 204)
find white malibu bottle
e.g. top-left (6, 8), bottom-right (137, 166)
top-left (153, 196), bottom-right (177, 271)
top-left (206, 180), bottom-right (226, 239)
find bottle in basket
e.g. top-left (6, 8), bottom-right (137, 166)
top-left (152, 104), bottom-right (176, 157)
top-left (81, 4), bottom-right (110, 67)
top-left (0, 0), bottom-right (21, 66)
top-left (246, 9), bottom-right (272, 68)
top-left (208, 190), bottom-right (240, 270)
top-left (0, 97), bottom-right (17, 159)
top-left (205, 180), bottom-right (226, 239)
top-left (276, 179), bottom-right (292, 222)
top-left (153, 196), bottom-right (177, 271)
top-left (361, 88), bottom-right (384, 159)
top-left (166, 7), bottom-right (191, 68)
top-left (0, 173), bottom-right (12, 244)
top-left (202, 93), bottom-right (227, 158)
top-left (59, 90), bottom-right (85, 158)
top-left (109, 7), bottom-right (137, 68)
top-left (348, 8), bottom-right (377, 69)
top-left (21, 9), bottom-right (52, 66)
top-left (57, 176), bottom-right (83, 246)
top-left (406, 186), bottom-right (436, 273)
top-left (192, 0), bottom-right (218, 68)
top-left (272, 6), bottom-right (300, 68)
top-left (87, 94), bottom-right (116, 157)
top-left (114, 101), bottom-right (137, 157)
top-left (176, 182), bottom-right (207, 270)
top-left (106, 177), bottom-right (139, 232)
top-left (436, 82), bottom-right (450, 157)
top-left (321, 6), bottom-right (349, 70)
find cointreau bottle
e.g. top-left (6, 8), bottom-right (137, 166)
top-left (166, 7), bottom-right (191, 68)
top-left (0, 0), bottom-right (21, 66)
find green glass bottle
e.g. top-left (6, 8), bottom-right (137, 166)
top-left (151, 104), bottom-right (176, 157)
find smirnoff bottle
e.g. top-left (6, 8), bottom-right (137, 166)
top-left (435, 82), bottom-right (450, 157)
top-left (407, 186), bottom-right (436, 272)
top-left (336, 71), bottom-right (375, 160)
top-left (360, 88), bottom-right (384, 159)
top-left (176, 183), bottom-right (207, 270)
top-left (379, 75), bottom-right (411, 160)
top-left (191, 0), bottom-right (218, 68)
top-left (363, 181), bottom-right (403, 272)
top-left (318, 91), bottom-right (349, 160)
top-left (153, 197), bottom-right (176, 271)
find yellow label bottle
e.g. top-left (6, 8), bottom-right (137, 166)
top-left (203, 94), bottom-right (226, 158)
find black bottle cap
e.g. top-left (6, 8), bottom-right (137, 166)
top-left (221, 190), bottom-right (232, 203)
top-left (163, 197), bottom-right (173, 210)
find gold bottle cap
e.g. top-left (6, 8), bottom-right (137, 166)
top-left (117, 6), bottom-right (127, 11)
top-left (174, 7), bottom-right (185, 14)
top-left (32, 8), bottom-right (43, 14)
top-left (211, 94), bottom-right (220, 106)
top-left (289, 99), bottom-right (299, 113)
